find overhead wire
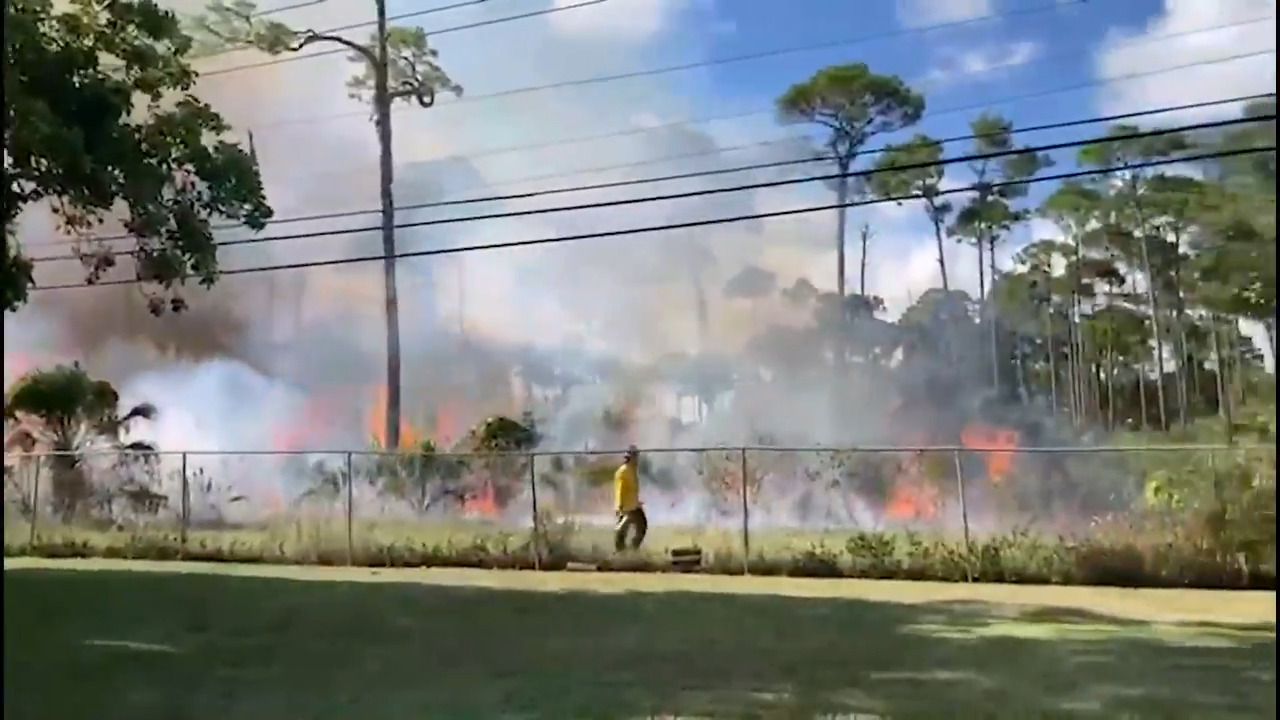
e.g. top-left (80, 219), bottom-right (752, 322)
top-left (31, 144), bottom-right (1274, 293)
top-left (198, 0), bottom-right (609, 77)
top-left (420, 50), bottom-right (1278, 182)
top-left (191, 0), bottom-right (494, 60)
top-left (193, 92), bottom-right (1280, 232)
top-left (186, 48), bottom-right (1273, 219)
top-left (238, 14), bottom-right (1273, 133)
top-left (34, 86), bottom-right (1276, 253)
top-left (26, 120), bottom-right (1275, 286)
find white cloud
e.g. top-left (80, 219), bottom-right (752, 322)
top-left (548, 0), bottom-right (687, 41)
top-left (896, 0), bottom-right (994, 29)
top-left (17, 0), bottom-right (855, 373)
top-left (1094, 0), bottom-right (1277, 121)
top-left (1093, 1), bottom-right (1275, 367)
top-left (925, 40), bottom-right (1041, 85)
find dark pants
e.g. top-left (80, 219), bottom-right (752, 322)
top-left (614, 507), bottom-right (648, 551)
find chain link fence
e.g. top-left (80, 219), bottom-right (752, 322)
top-left (4, 444), bottom-right (1274, 568)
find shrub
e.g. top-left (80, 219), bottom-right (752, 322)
top-left (4, 515), bottom-right (1273, 590)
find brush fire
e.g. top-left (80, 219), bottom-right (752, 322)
top-left (6, 341), bottom-right (1061, 533)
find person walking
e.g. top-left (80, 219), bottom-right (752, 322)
top-left (613, 445), bottom-right (648, 551)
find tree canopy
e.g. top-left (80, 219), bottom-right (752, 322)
top-left (3, 0), bottom-right (273, 313)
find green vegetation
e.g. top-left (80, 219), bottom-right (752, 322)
top-left (3, 365), bottom-right (1274, 589)
top-left (3, 0), bottom-right (272, 313)
top-left (3, 561), bottom-right (1274, 719)
top-left (3, 5), bottom-right (1275, 595)
top-left (5, 8), bottom-right (1272, 434)
top-left (5, 509), bottom-right (1275, 589)
top-left (191, 0), bottom-right (464, 448)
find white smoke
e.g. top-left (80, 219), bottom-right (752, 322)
top-left (5, 0), bottom-right (951, 522)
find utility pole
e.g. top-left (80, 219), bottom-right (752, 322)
top-left (373, 0), bottom-right (403, 450)
top-left (204, 0), bottom-right (461, 449)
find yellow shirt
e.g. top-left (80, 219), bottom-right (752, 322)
top-left (613, 463), bottom-right (640, 512)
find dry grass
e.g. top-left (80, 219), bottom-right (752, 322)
top-left (4, 558), bottom-right (1275, 719)
top-left (4, 511), bottom-right (1275, 590)
top-left (3, 515), bottom-right (867, 561)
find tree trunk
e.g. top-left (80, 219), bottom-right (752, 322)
top-left (1064, 307), bottom-right (1078, 424)
top-left (1127, 177), bottom-right (1167, 431)
top-left (375, 0), bottom-right (403, 450)
top-left (1175, 323), bottom-right (1191, 424)
top-left (858, 223), bottom-right (872, 296)
top-left (987, 235), bottom-right (1000, 391)
top-left (1227, 320), bottom-right (1247, 410)
top-left (1137, 232), bottom-right (1167, 430)
top-left (931, 213), bottom-right (952, 289)
top-left (926, 213), bottom-right (952, 366)
top-left (1044, 310), bottom-right (1059, 413)
top-left (1105, 344), bottom-right (1116, 430)
top-left (1189, 322), bottom-right (1203, 411)
top-left (1091, 362), bottom-right (1104, 425)
top-left (1068, 240), bottom-right (1084, 424)
top-left (1170, 230), bottom-right (1190, 427)
top-left (1136, 367), bottom-right (1148, 430)
top-left (1210, 314), bottom-right (1234, 444)
top-left (1264, 317), bottom-right (1278, 371)
top-left (1075, 320), bottom-right (1090, 425)
top-left (834, 164), bottom-right (849, 297)
top-left (975, 240), bottom-right (986, 300)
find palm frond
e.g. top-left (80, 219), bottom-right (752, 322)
top-left (120, 403), bottom-right (159, 424)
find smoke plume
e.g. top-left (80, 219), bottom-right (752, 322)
top-left (7, 0), bottom-right (1010, 526)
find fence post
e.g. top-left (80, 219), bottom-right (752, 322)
top-left (528, 452), bottom-right (542, 571)
top-left (27, 459), bottom-right (42, 551)
top-left (179, 452), bottom-right (190, 553)
top-left (345, 451), bottom-right (355, 567)
top-left (738, 447), bottom-right (750, 575)
top-left (951, 449), bottom-right (973, 582)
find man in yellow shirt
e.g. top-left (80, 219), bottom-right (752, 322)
top-left (613, 445), bottom-right (648, 551)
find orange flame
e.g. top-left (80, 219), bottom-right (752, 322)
top-left (880, 426), bottom-right (944, 521)
top-left (885, 449), bottom-right (942, 521)
top-left (366, 386), bottom-right (422, 448)
top-left (886, 481), bottom-right (941, 520)
top-left (463, 480), bottom-right (498, 516)
top-left (272, 395), bottom-right (342, 452)
top-left (4, 351), bottom-right (69, 386)
top-left (960, 423), bottom-right (1020, 484)
top-left (434, 399), bottom-right (461, 448)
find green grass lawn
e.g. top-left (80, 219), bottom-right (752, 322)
top-left (4, 560), bottom-right (1275, 720)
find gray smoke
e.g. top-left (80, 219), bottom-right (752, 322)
top-left (6, 0), bottom-right (999, 521)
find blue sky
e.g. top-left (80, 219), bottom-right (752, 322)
top-left (681, 0), bottom-right (1267, 182)
top-left (360, 0), bottom-right (1273, 351)
top-left (157, 0), bottom-right (1274, 358)
top-left (700, 0), bottom-right (1123, 143)
top-left (587, 0), bottom-right (1275, 306)
top-left (10, 0), bottom-right (1272, 456)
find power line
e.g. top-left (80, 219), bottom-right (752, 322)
top-left (214, 93), bottom-right (1280, 224)
top-left (197, 0), bottom-right (1078, 81)
top-left (33, 93), bottom-right (1273, 258)
top-left (198, 0), bottom-right (608, 77)
top-left (28, 122), bottom-right (1274, 276)
top-left (257, 0), bottom-right (328, 18)
top-left (432, 49), bottom-right (1277, 180)
top-left (172, 48), bottom-right (1271, 222)
top-left (242, 15), bottom-right (1273, 134)
top-left (30, 145), bottom-right (1273, 293)
top-left (192, 0), bottom-right (493, 61)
